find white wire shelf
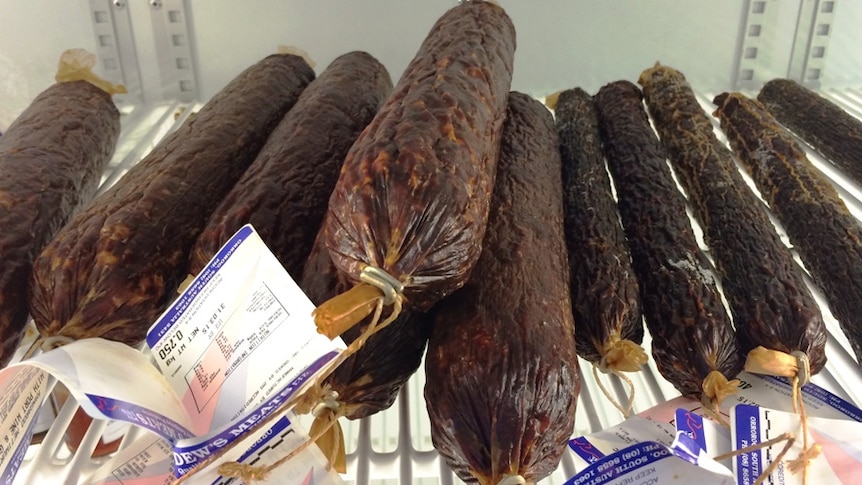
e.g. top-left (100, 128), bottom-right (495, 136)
top-left (12, 85), bottom-right (862, 484)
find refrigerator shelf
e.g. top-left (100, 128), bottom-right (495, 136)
top-left (12, 86), bottom-right (862, 485)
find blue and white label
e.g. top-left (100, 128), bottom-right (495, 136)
top-left (565, 437), bottom-right (734, 485)
top-left (83, 394), bottom-right (194, 442)
top-left (172, 351), bottom-right (338, 477)
top-left (147, 225), bottom-right (254, 348)
top-left (1, 397), bottom-right (41, 485)
top-left (675, 408), bottom-right (707, 452)
top-left (757, 375), bottom-right (862, 422)
top-left (232, 415), bottom-right (293, 466)
top-left (566, 416), bottom-right (677, 472)
top-left (732, 404), bottom-right (763, 485)
top-left (569, 437), bottom-right (607, 465)
top-left (565, 441), bottom-right (671, 485)
top-left (729, 403), bottom-right (862, 485)
top-left (0, 224), bottom-right (347, 484)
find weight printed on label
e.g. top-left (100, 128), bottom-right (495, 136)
top-left (147, 224), bottom-right (344, 439)
top-left (0, 224), bottom-right (345, 483)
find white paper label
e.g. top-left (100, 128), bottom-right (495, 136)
top-left (0, 224), bottom-right (346, 483)
top-left (638, 371), bottom-right (862, 425)
top-left (673, 408), bottom-right (731, 469)
top-left (86, 413), bottom-right (345, 485)
top-left (0, 367), bottom-right (50, 485)
top-left (565, 438), bottom-right (733, 485)
top-left (568, 416), bottom-right (676, 469)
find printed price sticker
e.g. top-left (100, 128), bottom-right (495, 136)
top-left (147, 224), bottom-right (344, 436)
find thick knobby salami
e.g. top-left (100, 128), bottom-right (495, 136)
top-left (189, 51), bottom-right (393, 278)
top-left (316, 0), bottom-right (516, 338)
top-left (0, 80), bottom-right (119, 366)
top-left (554, 87), bottom-right (645, 372)
top-left (715, 91), bottom-right (862, 366)
top-left (758, 79), bottom-right (862, 188)
top-left (594, 80), bottom-right (742, 407)
top-left (425, 93), bottom-right (579, 485)
top-left (29, 54), bottom-right (315, 347)
top-left (639, 64), bottom-right (826, 376)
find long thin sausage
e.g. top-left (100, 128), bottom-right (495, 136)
top-left (555, 87), bottom-right (645, 370)
top-left (30, 54), bottom-right (315, 347)
top-left (758, 79), bottom-right (862, 188)
top-left (595, 80), bottom-right (741, 405)
top-left (715, 91), bottom-right (862, 366)
top-left (639, 64), bottom-right (826, 374)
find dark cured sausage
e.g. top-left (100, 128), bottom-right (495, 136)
top-left (318, 0), bottom-right (516, 337)
top-left (554, 87), bottom-right (645, 370)
top-left (0, 81), bottom-right (119, 366)
top-left (29, 54), bottom-right (315, 347)
top-left (300, 228), bottom-right (430, 420)
top-left (758, 79), bottom-right (862, 188)
top-left (189, 51), bottom-right (393, 278)
top-left (294, 227), bottom-right (430, 472)
top-left (714, 91), bottom-right (862, 366)
top-left (594, 80), bottom-right (742, 405)
top-left (425, 93), bottom-right (579, 485)
top-left (639, 64), bottom-right (826, 374)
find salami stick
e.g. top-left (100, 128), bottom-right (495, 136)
top-left (189, 51), bottom-right (393, 279)
top-left (554, 87), bottom-right (646, 374)
top-left (714, 91), bottom-right (862, 366)
top-left (594, 80), bottom-right (742, 410)
top-left (425, 92), bottom-right (579, 485)
top-left (314, 0), bottom-right (516, 338)
top-left (0, 79), bottom-right (119, 366)
top-left (639, 64), bottom-right (826, 380)
top-left (758, 79), bottom-right (862, 188)
top-left (29, 54), bottom-right (315, 348)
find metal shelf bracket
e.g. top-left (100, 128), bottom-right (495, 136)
top-left (149, 0), bottom-right (200, 102)
top-left (88, 0), bottom-right (143, 102)
top-left (788, 0), bottom-right (837, 88)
